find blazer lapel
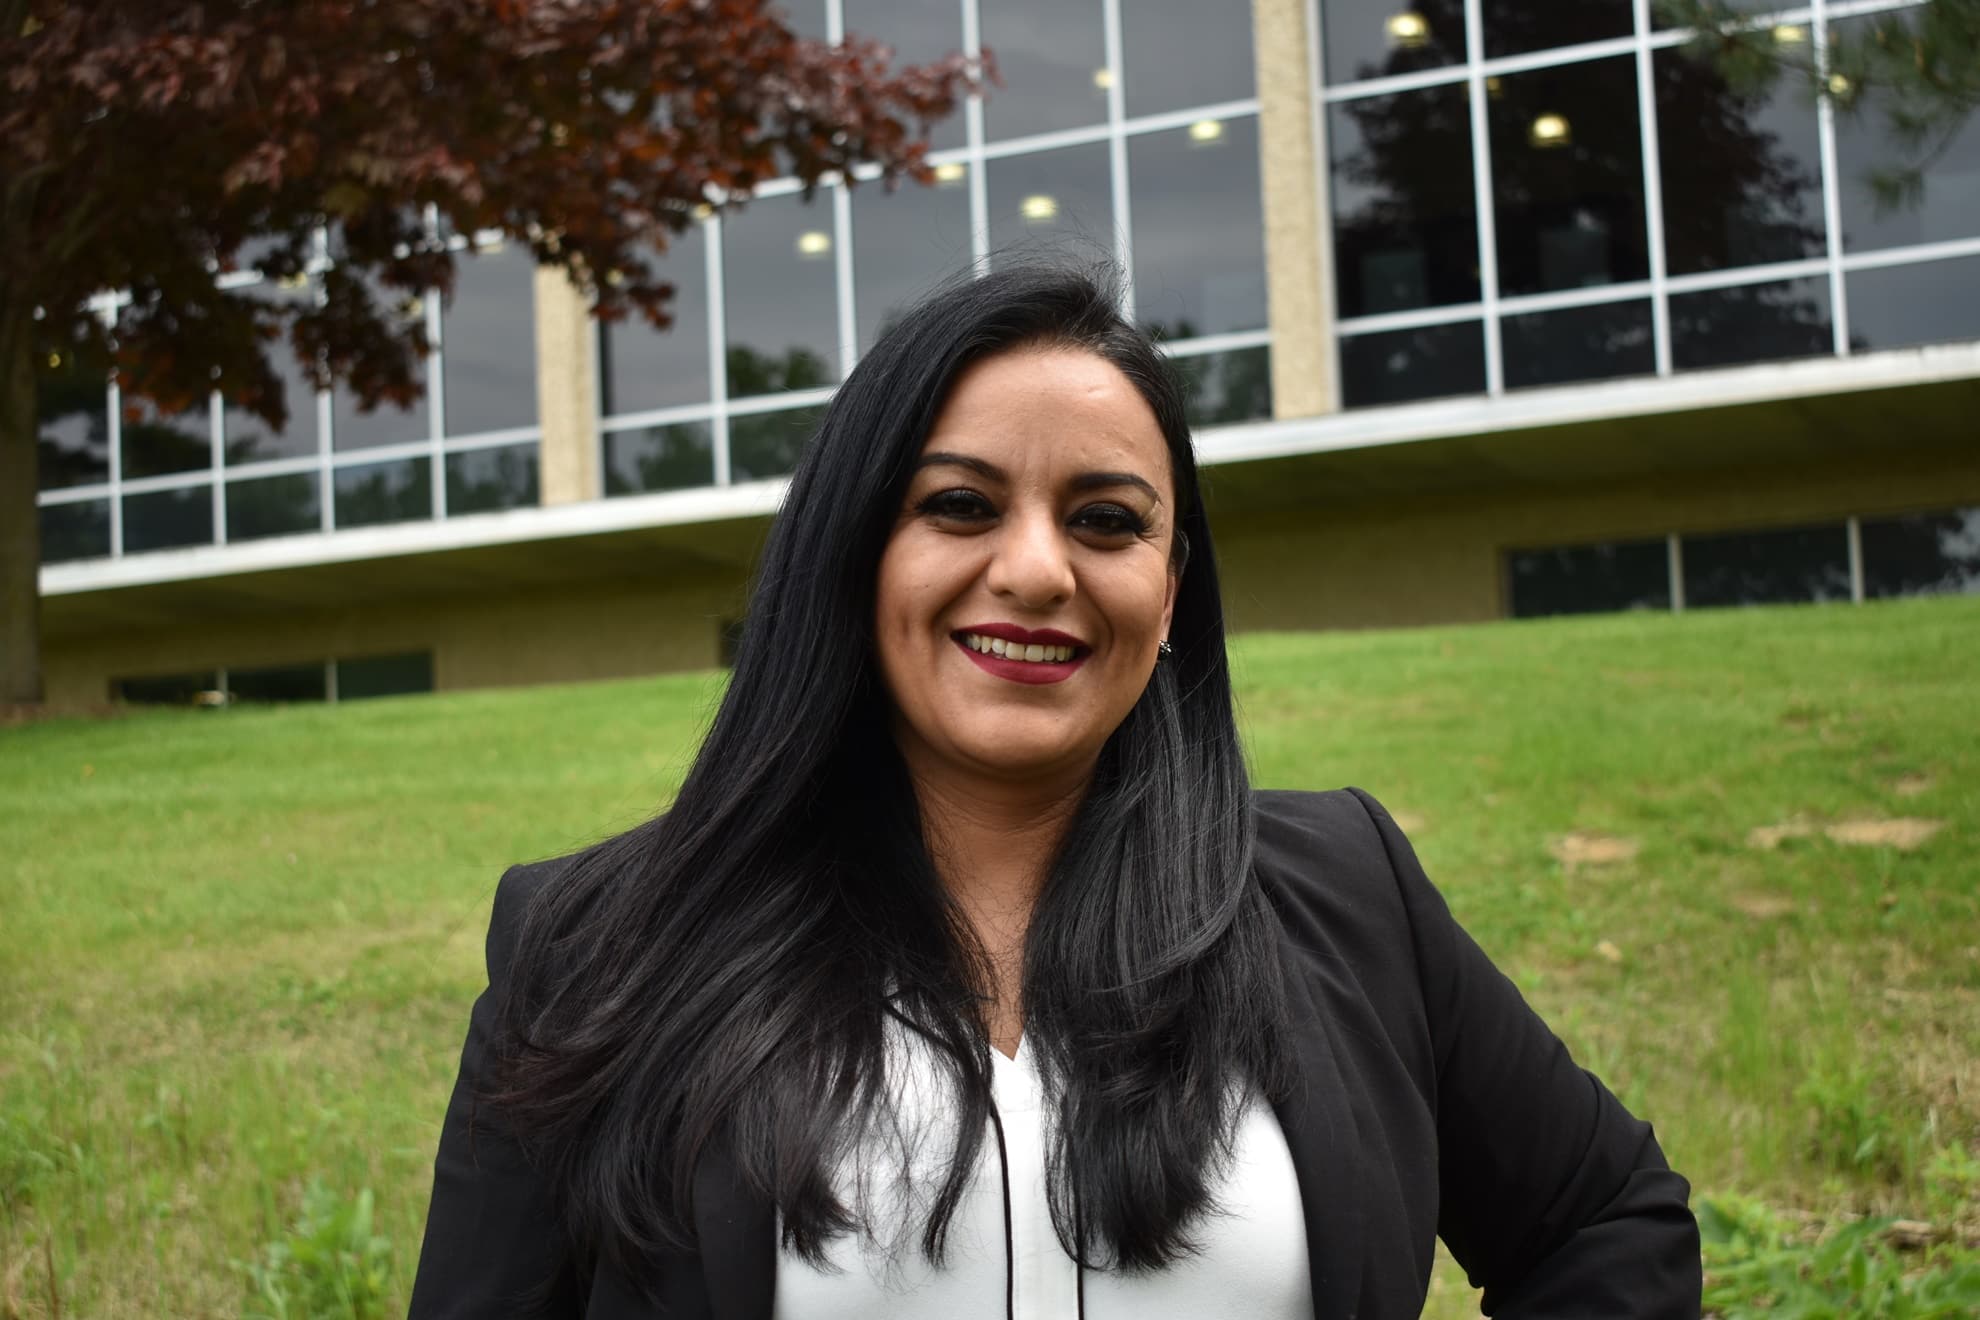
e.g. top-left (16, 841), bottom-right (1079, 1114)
top-left (1272, 947), bottom-right (1369, 1319)
top-left (692, 1141), bottom-right (777, 1320)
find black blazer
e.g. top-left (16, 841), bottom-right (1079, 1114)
top-left (409, 789), bottom-right (1701, 1318)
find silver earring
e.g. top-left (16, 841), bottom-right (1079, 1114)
top-left (1157, 639), bottom-right (1174, 658)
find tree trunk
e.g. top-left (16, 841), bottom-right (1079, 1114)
top-left (0, 304), bottom-right (45, 708)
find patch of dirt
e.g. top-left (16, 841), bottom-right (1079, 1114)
top-left (1548, 832), bottom-right (1640, 868)
top-left (1747, 819), bottom-right (1818, 850)
top-left (1891, 772), bottom-right (1934, 798)
top-left (1747, 815), bottom-right (1947, 852)
top-left (1390, 810), bottom-right (1428, 835)
top-left (1729, 892), bottom-right (1797, 920)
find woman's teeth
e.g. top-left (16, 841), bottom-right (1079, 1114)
top-left (962, 633), bottom-right (1076, 663)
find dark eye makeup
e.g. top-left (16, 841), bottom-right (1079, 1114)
top-left (912, 487), bottom-right (1152, 538)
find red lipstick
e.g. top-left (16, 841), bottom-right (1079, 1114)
top-left (952, 623), bottom-right (1091, 686)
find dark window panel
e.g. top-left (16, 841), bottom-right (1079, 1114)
top-left (1172, 347), bottom-right (1273, 429)
top-left (987, 142), bottom-right (1116, 267)
top-left (730, 404), bottom-right (826, 484)
top-left (113, 672), bottom-right (219, 706)
top-left (226, 473), bottom-right (321, 543)
top-left (1683, 523), bottom-right (1851, 608)
top-left (330, 273), bottom-right (429, 451)
top-left (1340, 321), bottom-right (1486, 408)
top-left (123, 486), bottom-right (215, 554)
top-left (1490, 56), bottom-right (1650, 297)
top-left (1654, 47), bottom-right (1824, 276)
top-left (39, 499), bottom-right (111, 564)
top-left (1330, 85), bottom-right (1480, 318)
top-left (843, 0), bottom-right (966, 151)
top-left (1122, 0), bottom-right (1254, 118)
top-left (1481, 0), bottom-right (1630, 59)
top-left (444, 239), bottom-right (539, 436)
top-left (852, 166), bottom-right (974, 356)
top-left (1861, 508), bottom-right (1980, 599)
top-left (1501, 300), bottom-right (1655, 391)
top-left (1321, 0), bottom-right (1465, 87)
top-left (980, 0), bottom-right (1106, 141)
top-left (224, 346), bottom-right (321, 465)
top-left (1509, 539), bottom-right (1671, 618)
top-left (1132, 116), bottom-right (1267, 339)
top-left (120, 397), bottom-right (212, 479)
top-left (229, 662), bottom-right (328, 704)
top-left (445, 443), bottom-right (540, 515)
top-left (336, 652), bottom-right (435, 700)
top-left (1831, 15), bottom-right (1980, 253)
top-left (604, 421), bottom-right (716, 496)
top-left (1669, 278), bottom-right (1833, 371)
top-left (1846, 257), bottom-right (1980, 353)
top-left (600, 222), bottom-right (712, 415)
top-left (723, 193), bottom-right (840, 400)
top-left (333, 457), bottom-right (431, 529)
top-left (36, 362), bottom-right (111, 490)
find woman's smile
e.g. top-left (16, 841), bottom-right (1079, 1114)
top-left (953, 624), bottom-right (1092, 684)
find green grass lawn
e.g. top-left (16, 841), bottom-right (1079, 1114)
top-left (3, 597), bottom-right (1977, 1316)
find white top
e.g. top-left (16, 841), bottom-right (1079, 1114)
top-left (773, 1033), bottom-right (1312, 1320)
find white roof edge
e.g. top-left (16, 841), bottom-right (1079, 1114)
top-left (43, 342), bottom-right (1980, 599)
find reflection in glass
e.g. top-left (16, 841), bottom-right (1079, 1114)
top-left (334, 456), bottom-right (431, 528)
top-left (121, 397), bottom-right (212, 479)
top-left (1490, 57), bottom-right (1649, 297)
top-left (1682, 523), bottom-right (1850, 607)
top-left (123, 486), bottom-right (215, 554)
top-left (114, 672), bottom-right (218, 705)
top-left (446, 443), bottom-right (540, 515)
top-left (1846, 257), bottom-right (1980, 353)
top-left (852, 167), bottom-right (973, 354)
top-left (39, 499), bottom-right (111, 564)
top-left (605, 421), bottom-right (715, 495)
top-left (226, 473), bottom-right (321, 543)
top-left (1320, 0), bottom-right (1465, 87)
top-left (987, 143), bottom-right (1115, 266)
top-left (1831, 17), bottom-right (1980, 252)
top-left (1122, 0), bottom-right (1254, 117)
top-left (1502, 300), bottom-right (1655, 390)
top-left (1669, 278), bottom-right (1832, 371)
top-left (1654, 48), bottom-right (1824, 275)
top-left (843, 0), bottom-right (966, 151)
top-left (444, 239), bottom-right (539, 436)
top-left (36, 361), bottom-right (110, 489)
top-left (331, 274), bottom-right (429, 450)
top-left (1131, 117), bottom-right (1267, 338)
top-left (980, 0), bottom-right (1106, 141)
top-left (730, 404), bottom-right (826, 483)
top-left (1171, 348), bottom-right (1272, 429)
top-left (1340, 321), bottom-right (1485, 408)
top-left (1481, 0), bottom-right (1629, 59)
top-left (224, 348), bottom-right (321, 465)
top-left (1330, 85), bottom-right (1479, 318)
top-left (337, 652), bottom-right (435, 700)
top-left (601, 222), bottom-right (711, 415)
top-left (1861, 508), bottom-right (1980, 598)
top-left (1509, 538), bottom-right (1671, 618)
top-left (723, 193), bottom-right (840, 399)
top-left (229, 662), bottom-right (328, 704)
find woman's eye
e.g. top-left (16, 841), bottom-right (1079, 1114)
top-left (915, 489), bottom-right (995, 521)
top-left (1074, 503), bottom-right (1148, 536)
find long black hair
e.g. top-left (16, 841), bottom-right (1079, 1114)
top-left (493, 263), bottom-right (1291, 1288)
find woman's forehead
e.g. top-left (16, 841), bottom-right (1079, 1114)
top-left (920, 348), bottom-right (1171, 482)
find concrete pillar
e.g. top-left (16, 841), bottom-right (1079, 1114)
top-left (1252, 0), bottom-right (1339, 418)
top-left (533, 265), bottom-right (600, 505)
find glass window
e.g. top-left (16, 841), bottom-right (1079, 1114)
top-left (123, 486), bottom-right (215, 554)
top-left (1330, 85), bottom-right (1479, 318)
top-left (730, 403), bottom-right (826, 483)
top-left (1654, 48), bottom-right (1824, 275)
top-left (1669, 277), bottom-right (1832, 371)
top-left (443, 239), bottom-right (539, 436)
top-left (36, 361), bottom-right (110, 490)
top-left (1846, 257), bottom-right (1980, 353)
top-left (39, 499), bottom-right (111, 564)
top-left (987, 142), bottom-right (1116, 265)
top-left (1339, 320), bottom-right (1486, 408)
top-left (330, 277), bottom-right (429, 451)
top-left (1131, 116), bottom-right (1267, 339)
top-left (226, 473), bottom-right (321, 543)
top-left (225, 281), bottom-right (321, 465)
top-left (843, 0), bottom-right (967, 151)
top-left (445, 443), bottom-right (540, 515)
top-left (1502, 299), bottom-right (1655, 390)
top-left (336, 652), bottom-right (435, 700)
top-left (1481, 0), bottom-right (1630, 59)
top-left (1321, 0), bottom-right (1465, 87)
top-left (120, 397), bottom-right (212, 479)
top-left (1861, 508), bottom-right (1980, 599)
top-left (723, 193), bottom-right (840, 400)
top-left (113, 671), bottom-right (219, 705)
top-left (1122, 0), bottom-right (1254, 118)
top-left (852, 167), bottom-right (974, 355)
top-left (1509, 539), bottom-right (1672, 618)
top-left (1490, 56), bottom-right (1649, 297)
top-left (1172, 347), bottom-right (1272, 429)
top-left (1831, 17), bottom-right (1980, 253)
top-left (980, 0), bottom-right (1106, 141)
top-left (604, 420), bottom-right (716, 496)
top-left (334, 456), bottom-right (431, 529)
top-left (229, 662), bottom-right (328, 704)
top-left (600, 221), bottom-right (712, 416)
top-left (1682, 523), bottom-right (1850, 608)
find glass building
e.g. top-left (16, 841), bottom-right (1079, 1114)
top-left (34, 0), bottom-right (1980, 709)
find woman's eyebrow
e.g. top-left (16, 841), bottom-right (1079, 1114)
top-left (914, 451), bottom-right (1004, 480)
top-left (1070, 471), bottom-right (1160, 502)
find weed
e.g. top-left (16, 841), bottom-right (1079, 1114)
top-left (1700, 1194), bottom-right (1980, 1317)
top-left (237, 1180), bottom-right (395, 1320)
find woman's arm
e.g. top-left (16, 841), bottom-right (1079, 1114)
top-left (1347, 789), bottom-right (1702, 1319)
top-left (408, 862), bottom-right (583, 1319)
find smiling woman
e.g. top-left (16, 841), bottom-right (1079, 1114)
top-left (408, 267), bottom-right (1701, 1319)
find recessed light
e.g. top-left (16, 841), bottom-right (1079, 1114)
top-left (796, 230), bottom-right (832, 257)
top-left (1020, 194), bottom-right (1059, 222)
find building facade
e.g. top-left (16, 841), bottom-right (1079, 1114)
top-left (31, 0), bottom-right (1980, 711)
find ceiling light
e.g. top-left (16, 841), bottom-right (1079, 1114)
top-left (692, 202), bottom-right (714, 221)
top-left (1771, 23), bottom-right (1807, 45)
top-left (1827, 72), bottom-right (1854, 100)
top-left (1485, 75), bottom-right (1504, 99)
top-left (1385, 12), bottom-right (1431, 49)
top-left (1020, 194), bottom-right (1059, 222)
top-left (933, 161), bottom-right (967, 185)
top-left (1092, 68), bottom-right (1115, 90)
top-left (796, 230), bottom-right (832, 257)
top-left (1187, 119), bottom-right (1225, 145)
top-left (1528, 112), bottom-right (1571, 149)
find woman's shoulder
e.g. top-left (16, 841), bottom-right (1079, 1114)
top-left (1250, 787), bottom-right (1427, 952)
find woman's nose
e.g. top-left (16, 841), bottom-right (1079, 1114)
top-left (985, 511), bottom-right (1075, 609)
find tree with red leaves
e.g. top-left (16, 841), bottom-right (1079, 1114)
top-left (0, 0), bottom-right (979, 705)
